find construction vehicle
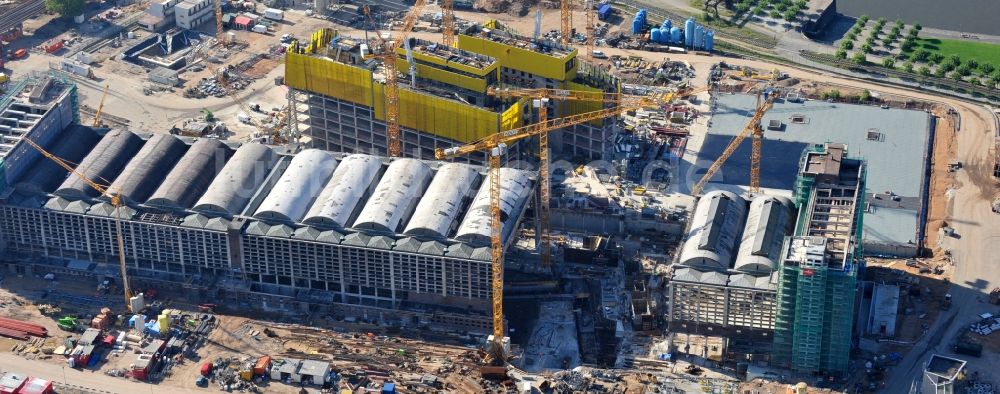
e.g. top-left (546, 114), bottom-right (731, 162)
top-left (363, 0), bottom-right (427, 157)
top-left (438, 85), bottom-right (710, 368)
top-left (92, 84), bottom-right (110, 127)
top-left (57, 316), bottom-right (77, 331)
top-left (21, 138), bottom-right (134, 313)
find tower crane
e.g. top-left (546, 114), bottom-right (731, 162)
top-left (690, 87), bottom-right (775, 196)
top-left (363, 0), bottom-right (427, 157)
top-left (560, 0), bottom-right (572, 45)
top-left (485, 85), bottom-right (710, 265)
top-left (584, 0), bottom-right (595, 57)
top-left (441, 0), bottom-right (456, 46)
top-left (20, 137), bottom-right (134, 313)
top-left (215, 0), bottom-right (225, 45)
top-left (92, 84), bottom-right (110, 127)
top-left (438, 85), bottom-right (710, 365)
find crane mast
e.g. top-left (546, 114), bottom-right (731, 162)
top-left (92, 84), bottom-right (110, 127)
top-left (442, 0), bottom-right (456, 46)
top-left (560, 0), bottom-right (571, 44)
top-left (364, 0), bottom-right (426, 157)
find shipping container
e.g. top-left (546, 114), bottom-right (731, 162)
top-left (253, 356), bottom-right (272, 376)
top-left (263, 8), bottom-right (283, 20)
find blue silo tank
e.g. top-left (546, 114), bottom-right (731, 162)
top-left (632, 17), bottom-right (643, 34)
top-left (684, 18), bottom-right (696, 47)
top-left (694, 25), bottom-right (704, 49)
top-left (637, 9), bottom-right (647, 24)
top-left (661, 19), bottom-right (671, 31)
top-left (705, 30), bottom-right (714, 52)
top-left (651, 28), bottom-right (661, 43)
top-left (669, 27), bottom-right (681, 43)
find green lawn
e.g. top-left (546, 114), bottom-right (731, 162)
top-left (904, 38), bottom-right (1000, 66)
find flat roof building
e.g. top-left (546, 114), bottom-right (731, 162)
top-left (696, 94), bottom-right (931, 257)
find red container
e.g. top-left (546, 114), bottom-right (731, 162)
top-left (200, 363), bottom-right (212, 377)
top-left (43, 40), bottom-right (62, 54)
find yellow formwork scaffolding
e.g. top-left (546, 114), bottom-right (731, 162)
top-left (286, 49), bottom-right (523, 143)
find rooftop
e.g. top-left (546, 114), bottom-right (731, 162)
top-left (698, 95), bottom-right (930, 252)
top-left (462, 21), bottom-right (575, 59)
top-left (405, 38), bottom-right (497, 71)
top-left (0, 75), bottom-right (74, 157)
top-left (9, 134), bottom-right (535, 257)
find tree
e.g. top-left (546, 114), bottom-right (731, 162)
top-left (894, 19), bottom-right (904, 28)
top-left (914, 22), bottom-right (922, 30)
top-left (890, 26), bottom-right (901, 37)
top-left (841, 40), bottom-right (854, 50)
top-left (775, 2), bottom-right (788, 11)
top-left (852, 52), bottom-right (866, 64)
top-left (957, 64), bottom-right (973, 76)
top-left (979, 63), bottom-right (996, 76)
top-left (861, 43), bottom-right (873, 54)
top-left (44, 0), bottom-right (85, 18)
top-left (881, 37), bottom-right (893, 47)
top-left (918, 66), bottom-right (931, 76)
top-left (965, 58), bottom-right (979, 69)
top-left (900, 38), bottom-right (916, 52)
top-left (907, 28), bottom-right (919, 38)
top-left (940, 62), bottom-right (957, 72)
top-left (865, 36), bottom-right (876, 46)
top-left (829, 90), bottom-right (841, 100)
top-left (859, 14), bottom-right (870, 23)
top-left (909, 49), bottom-right (930, 62)
top-left (934, 67), bottom-right (948, 77)
top-left (783, 9), bottom-right (797, 22)
top-left (882, 58), bottom-right (895, 68)
top-left (753, 6), bottom-right (765, 16)
top-left (950, 71), bottom-right (964, 81)
top-left (859, 89), bottom-right (872, 102)
top-left (969, 77), bottom-right (981, 86)
top-left (929, 53), bottom-right (945, 64)
top-left (835, 49), bottom-right (847, 59)
top-left (877, 16), bottom-right (887, 24)
top-left (903, 62), bottom-right (914, 73)
top-left (990, 73), bottom-right (1000, 88)
top-left (846, 31), bottom-right (857, 41)
top-left (769, 9), bottom-right (782, 18)
top-left (948, 54), bottom-right (962, 66)
top-left (737, 3), bottom-right (751, 14)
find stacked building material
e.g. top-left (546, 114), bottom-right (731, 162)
top-left (0, 317), bottom-right (47, 338)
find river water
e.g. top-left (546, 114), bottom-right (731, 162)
top-left (836, 0), bottom-right (1000, 36)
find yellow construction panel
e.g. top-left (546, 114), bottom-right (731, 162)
top-left (565, 82), bottom-right (609, 126)
top-left (456, 35), bottom-right (577, 81)
top-left (396, 59), bottom-right (488, 92)
top-left (500, 98), bottom-right (526, 131)
top-left (370, 84), bottom-right (498, 142)
top-left (285, 53), bottom-right (373, 106)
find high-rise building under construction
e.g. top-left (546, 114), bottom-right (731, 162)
top-left (771, 143), bottom-right (865, 374)
top-left (283, 22), bottom-right (618, 163)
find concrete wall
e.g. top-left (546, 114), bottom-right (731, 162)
top-left (550, 209), bottom-right (623, 234)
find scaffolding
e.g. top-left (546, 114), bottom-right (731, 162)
top-left (772, 144), bottom-right (865, 375)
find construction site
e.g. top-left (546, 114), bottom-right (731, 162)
top-left (1, 0), bottom-right (1000, 391)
